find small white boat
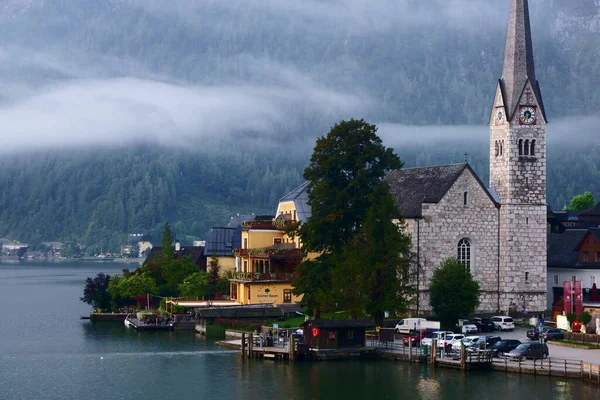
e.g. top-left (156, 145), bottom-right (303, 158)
top-left (124, 314), bottom-right (133, 328)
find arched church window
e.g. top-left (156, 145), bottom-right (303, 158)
top-left (500, 140), bottom-right (504, 156)
top-left (524, 140), bottom-right (529, 156)
top-left (530, 140), bottom-right (536, 156)
top-left (495, 141), bottom-right (499, 157)
top-left (518, 139), bottom-right (523, 156)
top-left (457, 238), bottom-right (471, 272)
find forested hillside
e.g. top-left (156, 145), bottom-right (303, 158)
top-left (2, 136), bottom-right (600, 252)
top-left (0, 0), bottom-right (599, 251)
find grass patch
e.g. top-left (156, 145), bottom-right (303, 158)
top-left (549, 340), bottom-right (600, 349)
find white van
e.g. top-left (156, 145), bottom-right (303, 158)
top-left (491, 316), bottom-right (515, 331)
top-left (394, 318), bottom-right (440, 334)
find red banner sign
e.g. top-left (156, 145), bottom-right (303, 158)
top-left (574, 280), bottom-right (583, 315)
top-left (563, 281), bottom-right (572, 314)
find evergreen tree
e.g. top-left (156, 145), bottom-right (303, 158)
top-left (293, 119), bottom-right (402, 318)
top-left (333, 183), bottom-right (414, 326)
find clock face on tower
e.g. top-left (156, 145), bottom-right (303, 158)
top-left (519, 106), bottom-right (536, 125)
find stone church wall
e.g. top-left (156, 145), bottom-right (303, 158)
top-left (407, 168), bottom-right (500, 314)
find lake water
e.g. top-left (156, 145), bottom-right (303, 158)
top-left (0, 261), bottom-right (598, 400)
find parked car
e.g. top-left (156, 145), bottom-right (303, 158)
top-left (542, 328), bottom-right (565, 341)
top-left (484, 335), bottom-right (502, 347)
top-left (402, 330), bottom-right (435, 347)
top-left (454, 336), bottom-right (481, 351)
top-left (527, 327), bottom-right (543, 340)
top-left (491, 316), bottom-right (515, 331)
top-left (394, 318), bottom-right (440, 334)
top-left (421, 331), bottom-right (454, 347)
top-left (471, 317), bottom-right (496, 332)
top-left (439, 334), bottom-right (465, 349)
top-left (507, 343), bottom-right (549, 360)
top-left (490, 339), bottom-right (521, 357)
top-left (457, 319), bottom-right (478, 334)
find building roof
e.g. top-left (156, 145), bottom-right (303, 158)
top-left (500, 0), bottom-right (546, 121)
top-left (302, 319), bottom-right (376, 329)
top-left (279, 181), bottom-right (309, 202)
top-left (547, 231), bottom-right (587, 268)
top-left (144, 245), bottom-right (205, 266)
top-left (590, 228), bottom-right (600, 242)
top-left (204, 226), bottom-right (240, 257)
top-left (385, 163), bottom-right (497, 218)
top-left (279, 181), bottom-right (312, 223)
top-left (578, 202), bottom-right (600, 218)
top-left (227, 214), bottom-right (256, 228)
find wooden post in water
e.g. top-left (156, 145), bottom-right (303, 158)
top-left (460, 344), bottom-right (466, 370)
top-left (248, 333), bottom-right (253, 359)
top-left (431, 340), bottom-right (437, 365)
top-left (289, 334), bottom-right (295, 361)
top-left (241, 332), bottom-right (246, 358)
top-left (408, 335), bottom-right (412, 363)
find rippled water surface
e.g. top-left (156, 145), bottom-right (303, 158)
top-left (0, 262), bottom-right (598, 400)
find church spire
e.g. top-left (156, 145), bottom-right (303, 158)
top-left (500, 0), bottom-right (545, 121)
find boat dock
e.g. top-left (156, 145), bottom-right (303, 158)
top-left (125, 318), bottom-right (173, 331)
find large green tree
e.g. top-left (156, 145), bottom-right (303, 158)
top-left (429, 258), bottom-right (481, 330)
top-left (178, 271), bottom-right (210, 299)
top-left (332, 183), bottom-right (414, 326)
top-left (563, 191), bottom-right (596, 211)
top-left (293, 119), bottom-right (402, 318)
top-left (80, 273), bottom-right (112, 312)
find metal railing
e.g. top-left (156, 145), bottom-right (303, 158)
top-left (230, 272), bottom-right (295, 282)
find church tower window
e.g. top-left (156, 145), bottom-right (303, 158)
top-left (530, 140), bottom-right (536, 156)
top-left (518, 139), bottom-right (523, 156)
top-left (463, 192), bottom-right (469, 206)
top-left (500, 140), bottom-right (504, 156)
top-left (495, 141), bottom-right (499, 157)
top-left (457, 238), bottom-right (471, 271)
top-left (524, 139), bottom-right (529, 156)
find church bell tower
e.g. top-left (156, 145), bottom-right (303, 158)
top-left (489, 0), bottom-right (547, 313)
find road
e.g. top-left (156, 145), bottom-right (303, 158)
top-left (482, 327), bottom-right (600, 364)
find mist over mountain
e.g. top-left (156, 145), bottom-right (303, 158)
top-left (0, 0), bottom-right (599, 250)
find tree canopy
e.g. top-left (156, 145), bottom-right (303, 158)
top-left (80, 273), bottom-right (112, 311)
top-left (429, 258), bottom-right (481, 330)
top-left (563, 191), bottom-right (596, 211)
top-left (293, 119), bottom-right (407, 319)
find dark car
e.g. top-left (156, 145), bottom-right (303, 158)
top-left (471, 317), bottom-right (495, 332)
top-left (542, 328), bottom-right (565, 341)
top-left (491, 339), bottom-right (521, 357)
top-left (507, 343), bottom-right (549, 360)
top-left (527, 327), bottom-right (543, 340)
top-left (484, 335), bottom-right (502, 347)
top-left (402, 330), bottom-right (434, 347)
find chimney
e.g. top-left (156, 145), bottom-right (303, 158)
top-left (175, 240), bottom-right (181, 252)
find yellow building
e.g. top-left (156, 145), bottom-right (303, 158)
top-left (230, 182), bottom-right (311, 305)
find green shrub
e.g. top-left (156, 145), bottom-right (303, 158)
top-left (579, 311), bottom-right (592, 326)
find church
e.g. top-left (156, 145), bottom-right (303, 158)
top-left (385, 0), bottom-right (547, 315)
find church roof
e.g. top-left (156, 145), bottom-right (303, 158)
top-left (385, 163), bottom-right (497, 218)
top-left (500, 0), bottom-right (546, 121)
